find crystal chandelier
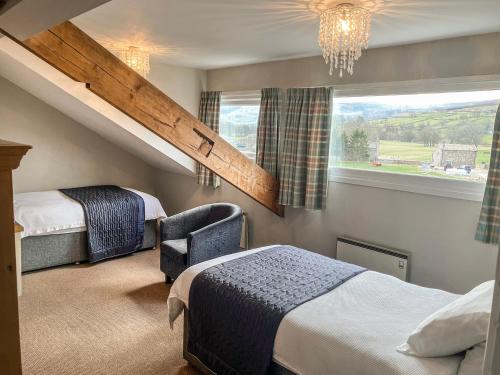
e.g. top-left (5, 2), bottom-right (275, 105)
top-left (118, 46), bottom-right (151, 77)
top-left (318, 3), bottom-right (371, 77)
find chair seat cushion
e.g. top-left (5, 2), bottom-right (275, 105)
top-left (161, 239), bottom-right (188, 261)
top-left (161, 238), bottom-right (187, 256)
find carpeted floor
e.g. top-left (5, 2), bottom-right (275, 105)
top-left (19, 249), bottom-right (200, 375)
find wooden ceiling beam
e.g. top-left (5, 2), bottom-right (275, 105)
top-left (10, 21), bottom-right (283, 216)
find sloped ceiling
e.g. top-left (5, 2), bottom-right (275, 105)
top-left (73, 0), bottom-right (500, 69)
top-left (0, 1), bottom-right (22, 16)
top-left (0, 0), bottom-right (111, 39)
top-left (0, 36), bottom-right (196, 176)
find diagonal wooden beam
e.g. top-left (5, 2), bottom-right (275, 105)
top-left (9, 21), bottom-right (283, 216)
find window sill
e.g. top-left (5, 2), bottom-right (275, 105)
top-left (329, 168), bottom-right (486, 202)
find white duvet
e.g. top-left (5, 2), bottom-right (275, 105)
top-left (14, 188), bottom-right (167, 238)
top-left (168, 246), bottom-right (466, 375)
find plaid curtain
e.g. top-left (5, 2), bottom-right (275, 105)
top-left (278, 87), bottom-right (333, 209)
top-left (256, 88), bottom-right (281, 178)
top-left (476, 103), bottom-right (500, 244)
top-left (197, 91), bottom-right (221, 188)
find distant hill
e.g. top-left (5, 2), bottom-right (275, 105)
top-left (334, 99), bottom-right (499, 147)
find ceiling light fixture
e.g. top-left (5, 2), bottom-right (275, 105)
top-left (118, 46), bottom-right (151, 77)
top-left (318, 3), bottom-right (371, 77)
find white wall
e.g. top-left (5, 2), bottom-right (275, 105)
top-left (0, 76), bottom-right (157, 194)
top-left (157, 33), bottom-right (500, 294)
top-left (207, 32), bottom-right (500, 91)
top-left (148, 61), bottom-right (207, 117)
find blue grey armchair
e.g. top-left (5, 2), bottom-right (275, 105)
top-left (160, 203), bottom-right (243, 283)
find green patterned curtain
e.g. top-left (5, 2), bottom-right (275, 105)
top-left (256, 88), bottom-right (281, 178)
top-left (197, 91), bottom-right (221, 188)
top-left (278, 87), bottom-right (333, 209)
top-left (476, 103), bottom-right (500, 244)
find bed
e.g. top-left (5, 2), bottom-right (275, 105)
top-left (15, 187), bottom-right (167, 272)
top-left (168, 245), bottom-right (472, 375)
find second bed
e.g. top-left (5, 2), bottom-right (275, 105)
top-left (15, 188), bottom-right (167, 272)
top-left (168, 245), bottom-right (475, 375)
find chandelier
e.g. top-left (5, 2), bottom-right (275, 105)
top-left (318, 3), bottom-right (371, 77)
top-left (118, 46), bottom-right (151, 77)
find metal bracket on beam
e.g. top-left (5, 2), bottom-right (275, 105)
top-left (193, 128), bottom-right (214, 157)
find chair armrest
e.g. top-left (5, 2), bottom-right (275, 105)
top-left (160, 205), bottom-right (210, 241)
top-left (187, 213), bottom-right (243, 265)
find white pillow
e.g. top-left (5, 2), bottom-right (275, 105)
top-left (458, 342), bottom-right (486, 375)
top-left (397, 280), bottom-right (494, 357)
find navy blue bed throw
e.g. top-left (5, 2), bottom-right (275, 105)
top-left (188, 245), bottom-right (367, 375)
top-left (60, 185), bottom-right (145, 263)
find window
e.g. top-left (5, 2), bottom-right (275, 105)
top-left (330, 83), bottom-right (500, 192)
top-left (219, 91), bottom-right (261, 160)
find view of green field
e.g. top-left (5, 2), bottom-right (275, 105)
top-left (330, 92), bottom-right (500, 181)
top-left (334, 141), bottom-right (492, 180)
top-left (477, 146), bottom-right (492, 166)
top-left (335, 161), bottom-right (476, 179)
top-left (378, 141), bottom-right (432, 161)
top-left (377, 140), bottom-right (491, 165)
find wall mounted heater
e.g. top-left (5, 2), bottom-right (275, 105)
top-left (336, 237), bottom-right (409, 281)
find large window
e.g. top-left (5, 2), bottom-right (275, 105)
top-left (219, 91), bottom-right (261, 160)
top-left (330, 87), bottom-right (500, 184)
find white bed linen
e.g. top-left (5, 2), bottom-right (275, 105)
top-left (168, 246), bottom-right (464, 375)
top-left (14, 188), bottom-right (167, 238)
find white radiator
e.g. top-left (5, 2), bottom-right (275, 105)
top-left (336, 237), bottom-right (409, 281)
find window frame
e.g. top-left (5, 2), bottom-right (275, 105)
top-left (329, 75), bottom-right (500, 201)
top-left (220, 90), bottom-right (261, 106)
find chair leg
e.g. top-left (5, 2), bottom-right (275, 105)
top-left (165, 275), bottom-right (173, 284)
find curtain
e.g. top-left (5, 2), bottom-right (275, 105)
top-left (256, 88), bottom-right (281, 178)
top-left (476, 103), bottom-right (500, 244)
top-left (197, 91), bottom-right (221, 188)
top-left (278, 87), bottom-right (333, 210)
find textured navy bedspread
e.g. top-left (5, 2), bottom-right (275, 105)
top-left (60, 185), bottom-right (145, 263)
top-left (188, 245), bottom-right (367, 375)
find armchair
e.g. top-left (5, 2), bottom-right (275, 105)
top-left (160, 203), bottom-right (243, 283)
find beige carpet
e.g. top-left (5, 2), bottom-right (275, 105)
top-left (19, 249), bottom-right (200, 375)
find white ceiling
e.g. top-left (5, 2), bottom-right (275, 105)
top-left (72, 0), bottom-right (500, 70)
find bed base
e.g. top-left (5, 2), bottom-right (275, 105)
top-left (182, 308), bottom-right (295, 375)
top-left (21, 219), bottom-right (158, 272)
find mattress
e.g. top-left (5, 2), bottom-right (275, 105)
top-left (168, 246), bottom-right (465, 375)
top-left (14, 187), bottom-right (167, 238)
